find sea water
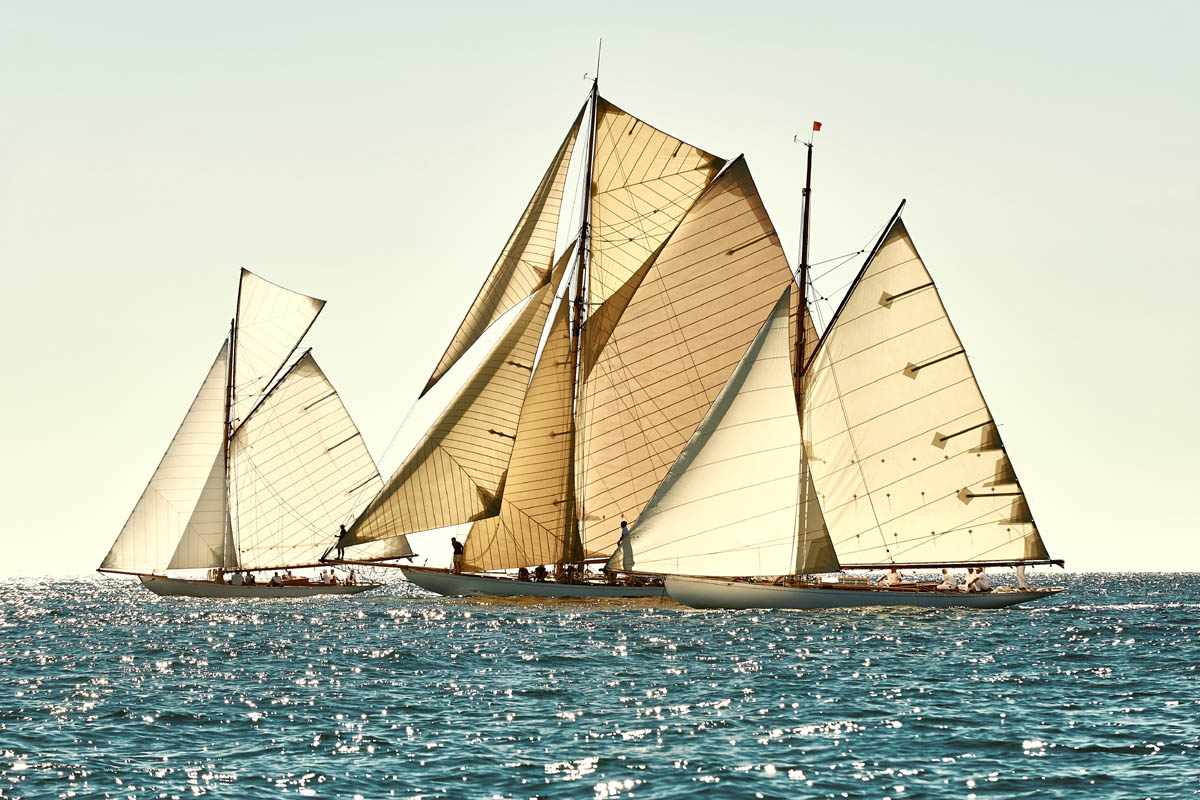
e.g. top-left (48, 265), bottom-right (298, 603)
top-left (0, 573), bottom-right (1196, 799)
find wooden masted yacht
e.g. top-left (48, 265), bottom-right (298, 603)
top-left (99, 269), bottom-right (409, 598)
top-left (614, 131), bottom-right (1066, 609)
top-left (334, 76), bottom-right (813, 598)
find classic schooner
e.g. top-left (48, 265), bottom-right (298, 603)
top-left (335, 78), bottom-right (818, 598)
top-left (99, 269), bottom-right (409, 598)
top-left (615, 135), bottom-right (1066, 609)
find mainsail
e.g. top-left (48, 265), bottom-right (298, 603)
top-left (609, 290), bottom-right (840, 577)
top-left (102, 341), bottom-right (230, 573)
top-left (577, 157), bottom-right (802, 556)
top-left (342, 248), bottom-right (572, 548)
top-left (228, 352), bottom-right (388, 569)
top-left (421, 106), bottom-right (585, 396)
top-left (803, 217), bottom-right (1049, 566)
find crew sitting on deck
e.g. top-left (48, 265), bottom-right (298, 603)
top-left (245, 572), bottom-right (256, 585)
top-left (969, 568), bottom-right (991, 592)
top-left (880, 568), bottom-right (902, 587)
top-left (936, 569), bottom-right (958, 591)
top-left (230, 571), bottom-right (244, 586)
top-left (517, 567), bottom-right (530, 582)
top-left (270, 573), bottom-right (282, 586)
top-left (348, 569), bottom-right (357, 586)
top-left (534, 564), bottom-right (547, 583)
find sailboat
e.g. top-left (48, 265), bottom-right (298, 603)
top-left (335, 78), bottom-right (814, 598)
top-left (99, 269), bottom-right (411, 598)
top-left (613, 136), bottom-right (1066, 608)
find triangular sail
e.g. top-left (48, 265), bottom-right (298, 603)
top-left (803, 217), bottom-right (1049, 566)
top-left (421, 106), bottom-right (585, 396)
top-left (343, 261), bottom-right (567, 547)
top-left (589, 97), bottom-right (724, 307)
top-left (165, 449), bottom-right (229, 570)
top-left (461, 298), bottom-right (578, 571)
top-left (228, 352), bottom-right (389, 569)
top-left (608, 291), bottom-right (839, 576)
top-left (102, 341), bottom-right (229, 572)
top-left (577, 158), bottom-right (798, 557)
top-left (232, 269), bottom-right (325, 427)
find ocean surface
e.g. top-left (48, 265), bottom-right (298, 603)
top-left (1, 573), bottom-right (1197, 799)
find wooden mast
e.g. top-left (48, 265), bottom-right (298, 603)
top-left (794, 127), bottom-right (815, 577)
top-left (562, 78), bottom-right (599, 568)
top-left (221, 274), bottom-right (243, 572)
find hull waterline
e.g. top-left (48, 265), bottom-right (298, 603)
top-left (401, 566), bottom-right (665, 599)
top-left (666, 575), bottom-right (1063, 610)
top-left (138, 575), bottom-right (379, 598)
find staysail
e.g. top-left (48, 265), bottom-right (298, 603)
top-left (803, 217), bottom-right (1049, 566)
top-left (577, 157), bottom-right (801, 556)
top-left (460, 296), bottom-right (578, 571)
top-left (232, 269), bottom-right (325, 427)
top-left (227, 352), bottom-right (388, 570)
top-left (342, 250), bottom-right (571, 548)
top-left (588, 98), bottom-right (724, 308)
top-left (609, 291), bottom-right (839, 576)
top-left (102, 341), bottom-right (230, 573)
top-left (421, 106), bottom-right (585, 396)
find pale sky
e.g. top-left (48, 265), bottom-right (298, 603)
top-left (2, 1), bottom-right (1196, 575)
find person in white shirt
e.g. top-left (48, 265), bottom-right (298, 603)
top-left (230, 572), bottom-right (244, 586)
top-left (1015, 564), bottom-right (1030, 589)
top-left (270, 573), bottom-right (282, 587)
top-left (960, 568), bottom-right (976, 591)
top-left (974, 569), bottom-right (991, 592)
top-left (319, 569), bottom-right (329, 584)
top-left (880, 568), bottom-right (902, 587)
top-left (936, 569), bottom-right (958, 591)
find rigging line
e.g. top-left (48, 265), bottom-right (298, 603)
top-left (840, 504), bottom-right (1023, 562)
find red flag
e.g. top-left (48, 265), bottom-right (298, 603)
top-left (813, 121), bottom-right (822, 131)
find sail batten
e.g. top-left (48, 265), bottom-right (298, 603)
top-left (802, 218), bottom-right (1049, 566)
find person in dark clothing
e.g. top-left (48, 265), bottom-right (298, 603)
top-left (336, 525), bottom-right (347, 560)
top-left (450, 537), bottom-right (465, 573)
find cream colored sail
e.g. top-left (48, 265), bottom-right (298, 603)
top-left (228, 352), bottom-right (389, 569)
top-left (165, 450), bottom-right (229, 570)
top-left (609, 291), bottom-right (839, 576)
top-left (461, 298), bottom-right (578, 571)
top-left (421, 106), bottom-right (585, 396)
top-left (102, 341), bottom-right (229, 573)
top-left (577, 157), bottom-right (798, 557)
top-left (803, 217), bottom-right (1049, 565)
top-left (343, 269), bottom-right (565, 547)
top-left (232, 269), bottom-right (325, 427)
top-left (589, 98), bottom-right (724, 307)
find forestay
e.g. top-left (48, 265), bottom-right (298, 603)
top-left (102, 341), bottom-right (230, 573)
top-left (803, 218), bottom-right (1049, 565)
top-left (608, 291), bottom-right (839, 577)
top-left (228, 353), bottom-right (387, 569)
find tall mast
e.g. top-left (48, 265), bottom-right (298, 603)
top-left (797, 134), bottom-right (814, 392)
top-left (222, 277), bottom-right (243, 571)
top-left (562, 78), bottom-right (599, 566)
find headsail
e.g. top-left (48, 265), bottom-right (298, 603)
top-left (421, 105), bottom-right (585, 396)
top-left (102, 341), bottom-right (229, 573)
top-left (343, 249), bottom-right (572, 548)
top-left (803, 217), bottom-right (1049, 566)
top-left (227, 352), bottom-right (388, 569)
top-left (589, 97), bottom-right (724, 307)
top-left (609, 290), bottom-right (840, 576)
top-left (577, 157), bottom-right (799, 556)
top-left (461, 297), bottom-right (578, 571)
top-left (232, 269), bottom-right (325, 427)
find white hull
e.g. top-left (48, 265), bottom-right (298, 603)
top-left (666, 575), bottom-right (1063, 610)
top-left (139, 575), bottom-right (378, 598)
top-left (400, 566), bottom-right (665, 599)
